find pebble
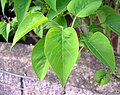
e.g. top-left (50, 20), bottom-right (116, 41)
top-left (0, 42), bottom-right (120, 95)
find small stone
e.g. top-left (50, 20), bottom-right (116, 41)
top-left (81, 85), bottom-right (85, 88)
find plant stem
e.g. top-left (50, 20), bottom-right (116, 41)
top-left (71, 16), bottom-right (77, 28)
top-left (115, 0), bottom-right (119, 13)
top-left (89, 15), bottom-right (93, 25)
top-left (80, 46), bottom-right (84, 52)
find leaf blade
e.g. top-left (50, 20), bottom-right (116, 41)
top-left (94, 69), bottom-right (107, 83)
top-left (1, 0), bottom-right (7, 15)
top-left (94, 69), bottom-right (111, 85)
top-left (14, 0), bottom-right (31, 24)
top-left (67, 0), bottom-right (102, 17)
top-left (45, 27), bottom-right (79, 87)
top-left (32, 38), bottom-right (50, 81)
top-left (12, 12), bottom-right (48, 47)
top-left (106, 14), bottom-right (120, 35)
top-left (83, 32), bottom-right (116, 72)
top-left (47, 0), bottom-right (71, 19)
top-left (45, 0), bottom-right (57, 11)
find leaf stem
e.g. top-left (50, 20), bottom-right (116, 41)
top-left (89, 15), bottom-right (93, 25)
top-left (80, 46), bottom-right (84, 52)
top-left (115, 0), bottom-right (119, 13)
top-left (71, 16), bottom-right (77, 28)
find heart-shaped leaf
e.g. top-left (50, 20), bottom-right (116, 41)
top-left (45, 27), bottom-right (79, 87)
top-left (12, 12), bottom-right (48, 47)
top-left (67, 0), bottom-right (102, 17)
top-left (32, 38), bottom-right (50, 81)
top-left (83, 32), bottom-right (116, 72)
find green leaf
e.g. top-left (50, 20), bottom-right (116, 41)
top-left (32, 0), bottom-right (43, 6)
top-left (0, 22), bottom-right (6, 38)
top-left (5, 23), bottom-right (10, 41)
top-left (106, 14), bottom-right (120, 35)
top-left (45, 0), bottom-right (57, 11)
top-left (56, 0), bottom-right (70, 12)
top-left (14, 0), bottom-right (31, 24)
top-left (94, 69), bottom-right (107, 83)
top-left (45, 16), bottom-right (67, 29)
top-left (94, 69), bottom-right (111, 85)
top-left (100, 75), bottom-right (111, 86)
top-left (12, 12), bottom-right (48, 47)
top-left (67, 0), bottom-right (102, 17)
top-left (96, 5), bottom-right (116, 33)
top-left (83, 32), bottom-right (116, 72)
top-left (97, 5), bottom-right (116, 23)
top-left (0, 22), bottom-right (10, 42)
top-left (10, 17), bottom-right (18, 27)
top-left (47, 9), bottom-right (57, 20)
top-left (54, 16), bottom-right (67, 28)
top-left (34, 25), bottom-right (43, 38)
top-left (89, 24), bottom-right (103, 32)
top-left (47, 0), bottom-right (71, 19)
top-left (0, 0), bottom-right (7, 15)
top-left (29, 6), bottom-right (41, 13)
top-left (32, 38), bottom-right (50, 81)
top-left (0, 22), bottom-right (6, 34)
top-left (44, 20), bottom-right (60, 29)
top-left (45, 27), bottom-right (79, 87)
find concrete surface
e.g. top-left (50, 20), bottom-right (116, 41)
top-left (0, 42), bottom-right (120, 95)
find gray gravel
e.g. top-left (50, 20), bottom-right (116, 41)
top-left (0, 42), bottom-right (120, 95)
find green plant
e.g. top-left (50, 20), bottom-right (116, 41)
top-left (1, 0), bottom-right (120, 87)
